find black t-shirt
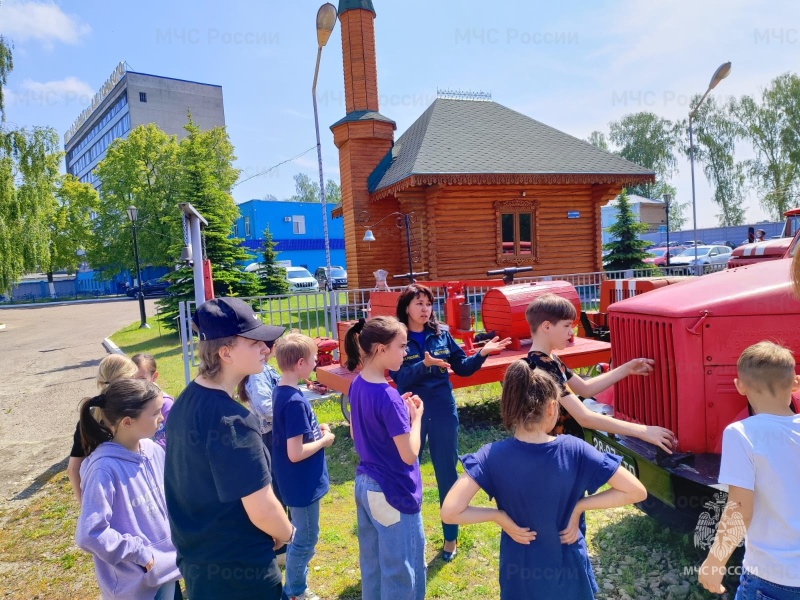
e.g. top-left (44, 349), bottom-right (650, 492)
top-left (165, 380), bottom-right (275, 567)
top-left (70, 422), bottom-right (84, 458)
top-left (524, 351), bottom-right (584, 438)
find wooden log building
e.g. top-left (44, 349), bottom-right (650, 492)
top-left (332, 0), bottom-right (655, 289)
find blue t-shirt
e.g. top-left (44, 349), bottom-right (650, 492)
top-left (350, 376), bottom-right (422, 514)
top-left (461, 435), bottom-right (622, 600)
top-left (164, 381), bottom-right (276, 567)
top-left (407, 329), bottom-right (426, 353)
top-left (272, 385), bottom-right (330, 508)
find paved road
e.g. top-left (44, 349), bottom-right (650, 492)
top-left (0, 300), bottom-right (156, 502)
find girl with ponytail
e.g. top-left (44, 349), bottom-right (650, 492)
top-left (441, 361), bottom-right (647, 599)
top-left (68, 354), bottom-right (138, 503)
top-left (75, 378), bottom-right (181, 600)
top-left (343, 316), bottom-right (427, 600)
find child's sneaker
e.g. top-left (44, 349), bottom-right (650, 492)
top-left (289, 590), bottom-right (320, 600)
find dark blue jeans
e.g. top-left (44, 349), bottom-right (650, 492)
top-left (735, 570), bottom-right (800, 600)
top-left (420, 408), bottom-right (459, 543)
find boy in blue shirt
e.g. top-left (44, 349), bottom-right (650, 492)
top-left (272, 334), bottom-right (335, 600)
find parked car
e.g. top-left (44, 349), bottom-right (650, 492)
top-left (314, 266), bottom-right (348, 290)
top-left (283, 266), bottom-right (319, 293)
top-left (126, 279), bottom-right (170, 298)
top-left (668, 245), bottom-right (732, 268)
top-left (710, 240), bottom-right (737, 249)
top-left (643, 247), bottom-right (682, 267)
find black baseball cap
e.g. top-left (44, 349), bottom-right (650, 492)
top-left (192, 297), bottom-right (285, 342)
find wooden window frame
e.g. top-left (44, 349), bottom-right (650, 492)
top-left (495, 199), bottom-right (539, 265)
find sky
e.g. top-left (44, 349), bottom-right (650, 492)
top-left (2, 0), bottom-right (799, 228)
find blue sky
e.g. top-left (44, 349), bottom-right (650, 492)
top-left (2, 0), bottom-right (799, 228)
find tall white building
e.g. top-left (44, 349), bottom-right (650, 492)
top-left (64, 63), bottom-right (225, 188)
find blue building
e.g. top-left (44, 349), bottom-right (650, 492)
top-left (235, 200), bottom-right (345, 271)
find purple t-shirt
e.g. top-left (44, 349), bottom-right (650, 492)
top-left (153, 392), bottom-right (174, 449)
top-left (349, 376), bottom-right (422, 514)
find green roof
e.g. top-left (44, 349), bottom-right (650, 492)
top-left (368, 98), bottom-right (655, 194)
top-left (338, 0), bottom-right (375, 15)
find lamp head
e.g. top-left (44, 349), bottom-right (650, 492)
top-left (708, 61), bottom-right (732, 90)
top-left (316, 3), bottom-right (338, 47)
top-left (363, 229), bottom-right (376, 243)
top-left (126, 205), bottom-right (138, 222)
top-left (663, 193), bottom-right (673, 206)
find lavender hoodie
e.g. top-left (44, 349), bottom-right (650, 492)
top-left (76, 438), bottom-right (180, 599)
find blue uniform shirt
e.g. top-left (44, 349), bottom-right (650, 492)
top-left (272, 385), bottom-right (330, 508)
top-left (389, 326), bottom-right (487, 415)
top-left (461, 435), bottom-right (622, 599)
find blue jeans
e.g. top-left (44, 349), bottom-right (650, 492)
top-left (355, 474), bottom-right (426, 600)
top-left (283, 500), bottom-right (320, 598)
top-left (154, 582), bottom-right (176, 600)
top-left (420, 408), bottom-right (459, 543)
top-left (735, 570), bottom-right (800, 600)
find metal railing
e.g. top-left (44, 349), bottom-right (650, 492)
top-left (177, 264), bottom-right (728, 384)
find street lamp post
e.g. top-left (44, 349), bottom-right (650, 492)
top-left (313, 3), bottom-right (337, 293)
top-left (663, 193), bottom-right (673, 266)
top-left (688, 61), bottom-right (731, 275)
top-left (126, 205), bottom-right (150, 329)
top-left (363, 212), bottom-right (419, 283)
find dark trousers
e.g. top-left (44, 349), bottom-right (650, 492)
top-left (420, 409), bottom-right (460, 543)
top-left (180, 560), bottom-right (282, 600)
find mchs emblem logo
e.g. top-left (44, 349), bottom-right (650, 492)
top-left (694, 491), bottom-right (746, 559)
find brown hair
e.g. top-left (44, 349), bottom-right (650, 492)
top-left (274, 333), bottom-right (318, 372)
top-left (197, 335), bottom-right (239, 380)
top-left (737, 341), bottom-right (797, 395)
top-left (525, 293), bottom-right (577, 334)
top-left (131, 353), bottom-right (157, 377)
top-left (96, 354), bottom-right (138, 390)
top-left (501, 360), bottom-right (560, 432)
top-left (396, 284), bottom-right (441, 335)
top-left (79, 379), bottom-right (161, 455)
top-left (344, 316), bottom-right (406, 372)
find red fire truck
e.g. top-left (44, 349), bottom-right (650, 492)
top-left (586, 236), bottom-right (800, 523)
top-left (727, 208), bottom-right (800, 268)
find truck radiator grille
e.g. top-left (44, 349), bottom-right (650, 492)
top-left (608, 314), bottom-right (678, 432)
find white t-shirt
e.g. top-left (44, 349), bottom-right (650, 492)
top-left (718, 413), bottom-right (800, 586)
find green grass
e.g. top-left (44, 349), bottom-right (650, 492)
top-left (0, 317), bottom-right (733, 598)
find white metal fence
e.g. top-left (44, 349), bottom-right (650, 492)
top-left (178, 265), bottom-right (726, 384)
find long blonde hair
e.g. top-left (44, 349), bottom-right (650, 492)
top-left (96, 354), bottom-right (137, 391)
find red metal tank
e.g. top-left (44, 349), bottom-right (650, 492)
top-left (481, 281), bottom-right (581, 343)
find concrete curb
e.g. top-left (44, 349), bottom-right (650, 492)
top-left (102, 337), bottom-right (125, 355)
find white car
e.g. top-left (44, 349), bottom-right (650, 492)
top-left (284, 266), bottom-right (320, 293)
top-left (669, 245), bottom-right (732, 268)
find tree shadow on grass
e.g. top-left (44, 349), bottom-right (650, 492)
top-left (336, 582), bottom-right (362, 599)
top-left (11, 457), bottom-right (68, 501)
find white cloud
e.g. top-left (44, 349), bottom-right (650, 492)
top-left (9, 76), bottom-right (94, 109)
top-left (0, 1), bottom-right (91, 46)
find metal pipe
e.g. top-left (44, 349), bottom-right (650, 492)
top-left (130, 219), bottom-right (149, 328)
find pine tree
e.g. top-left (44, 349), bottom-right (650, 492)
top-left (603, 189), bottom-right (653, 272)
top-left (157, 116), bottom-right (260, 328)
top-left (258, 228), bottom-right (288, 295)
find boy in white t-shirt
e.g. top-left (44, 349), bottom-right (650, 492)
top-left (699, 341), bottom-right (800, 599)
